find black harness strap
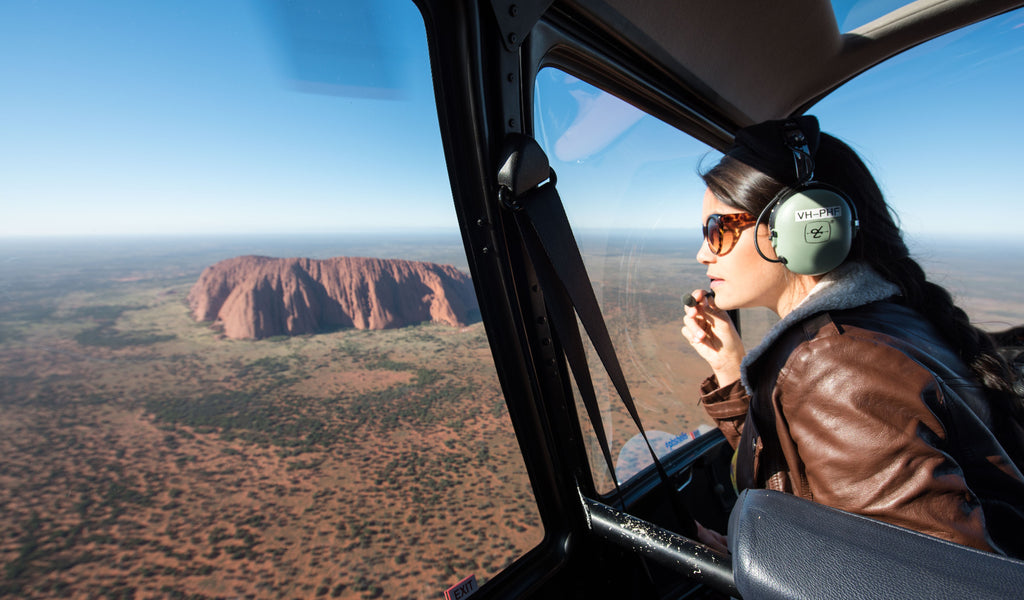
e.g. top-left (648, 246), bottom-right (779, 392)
top-left (498, 134), bottom-right (697, 537)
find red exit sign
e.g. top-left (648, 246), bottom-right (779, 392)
top-left (445, 574), bottom-right (478, 600)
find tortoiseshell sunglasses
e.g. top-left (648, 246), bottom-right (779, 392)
top-left (702, 213), bottom-right (758, 255)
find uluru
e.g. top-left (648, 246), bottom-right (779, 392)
top-left (187, 255), bottom-right (479, 340)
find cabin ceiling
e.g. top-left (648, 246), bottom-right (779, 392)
top-left (554, 0), bottom-right (1024, 124)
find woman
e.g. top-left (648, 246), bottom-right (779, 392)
top-left (682, 116), bottom-right (1024, 557)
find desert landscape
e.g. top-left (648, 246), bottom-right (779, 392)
top-left (0, 236), bottom-right (545, 599)
top-left (1, 233), bottom-right (1020, 599)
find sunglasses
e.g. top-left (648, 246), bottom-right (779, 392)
top-left (702, 212), bottom-right (757, 255)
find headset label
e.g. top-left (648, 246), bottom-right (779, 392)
top-left (795, 206), bottom-right (842, 221)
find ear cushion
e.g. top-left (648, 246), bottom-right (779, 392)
top-left (769, 186), bottom-right (855, 276)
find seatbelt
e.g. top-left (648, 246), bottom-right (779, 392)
top-left (498, 134), bottom-right (697, 538)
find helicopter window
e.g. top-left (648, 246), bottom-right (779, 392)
top-left (0, 1), bottom-right (542, 598)
top-left (533, 69), bottom-right (720, 491)
top-left (809, 7), bottom-right (1024, 338)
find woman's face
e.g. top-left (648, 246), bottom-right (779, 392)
top-left (696, 188), bottom-right (810, 315)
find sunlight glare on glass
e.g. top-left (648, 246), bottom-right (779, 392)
top-left (533, 69), bottom-right (710, 232)
top-left (551, 84), bottom-right (644, 163)
top-left (259, 0), bottom-right (415, 99)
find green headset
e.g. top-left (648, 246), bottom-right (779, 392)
top-left (752, 120), bottom-right (860, 276)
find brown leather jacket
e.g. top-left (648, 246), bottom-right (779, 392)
top-left (700, 300), bottom-right (1024, 558)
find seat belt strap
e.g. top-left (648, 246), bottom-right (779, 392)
top-left (499, 134), bottom-right (697, 537)
top-left (515, 193), bottom-right (622, 497)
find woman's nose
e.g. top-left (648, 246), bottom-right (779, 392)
top-left (696, 239), bottom-right (715, 264)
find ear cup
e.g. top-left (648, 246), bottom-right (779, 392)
top-left (768, 185), bottom-right (856, 276)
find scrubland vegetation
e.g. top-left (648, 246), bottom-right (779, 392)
top-left (0, 273), bottom-right (541, 599)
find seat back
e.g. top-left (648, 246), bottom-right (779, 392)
top-left (729, 489), bottom-right (1024, 600)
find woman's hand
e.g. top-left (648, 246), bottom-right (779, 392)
top-left (696, 521), bottom-right (729, 554)
top-left (681, 290), bottom-right (745, 386)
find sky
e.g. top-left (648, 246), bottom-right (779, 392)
top-left (0, 0), bottom-right (450, 236)
top-left (1, 0), bottom-right (1023, 238)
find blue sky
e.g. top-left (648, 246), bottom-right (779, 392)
top-left (2, 1), bottom-right (1023, 238)
top-left (1, 0), bottom-right (450, 236)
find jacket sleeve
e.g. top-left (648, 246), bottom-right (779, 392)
top-left (774, 332), bottom-right (996, 553)
top-left (699, 374), bottom-right (749, 450)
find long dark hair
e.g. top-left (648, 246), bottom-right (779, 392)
top-left (702, 132), bottom-right (1022, 421)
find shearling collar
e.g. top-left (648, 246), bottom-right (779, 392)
top-left (740, 261), bottom-right (901, 393)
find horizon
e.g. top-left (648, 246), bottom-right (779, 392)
top-left (3, 227), bottom-right (1023, 247)
top-left (3, 230), bottom-right (1020, 293)
top-left (1, 230), bottom-right (1020, 340)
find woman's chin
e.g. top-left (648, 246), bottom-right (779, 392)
top-left (711, 291), bottom-right (747, 312)
top-left (714, 299), bottom-right (735, 311)
top-left (709, 293), bottom-right (732, 310)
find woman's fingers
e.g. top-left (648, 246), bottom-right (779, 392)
top-left (681, 288), bottom-right (745, 385)
top-left (682, 290), bottom-right (721, 345)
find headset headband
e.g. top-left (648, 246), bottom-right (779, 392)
top-left (782, 121), bottom-right (815, 183)
top-left (726, 115), bottom-right (821, 187)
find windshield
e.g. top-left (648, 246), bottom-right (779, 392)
top-left (0, 1), bottom-right (543, 598)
